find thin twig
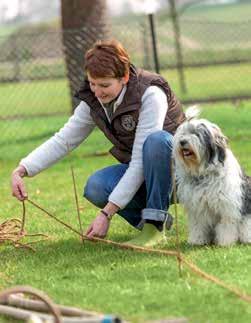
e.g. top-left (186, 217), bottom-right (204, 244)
top-left (171, 159), bottom-right (182, 277)
top-left (70, 165), bottom-right (84, 243)
top-left (66, 142), bottom-right (84, 243)
top-left (20, 201), bottom-right (25, 234)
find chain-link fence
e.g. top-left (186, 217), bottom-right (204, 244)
top-left (1, 15), bottom-right (251, 146)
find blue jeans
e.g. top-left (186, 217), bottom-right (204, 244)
top-left (84, 131), bottom-right (173, 229)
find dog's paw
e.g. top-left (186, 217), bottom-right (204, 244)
top-left (215, 223), bottom-right (238, 246)
top-left (188, 228), bottom-right (211, 246)
top-left (214, 236), bottom-right (237, 246)
top-left (238, 218), bottom-right (251, 244)
top-left (188, 235), bottom-right (210, 246)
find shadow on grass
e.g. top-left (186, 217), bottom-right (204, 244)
top-left (0, 234), bottom-right (204, 269)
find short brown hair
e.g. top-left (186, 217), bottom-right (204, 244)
top-left (84, 39), bottom-right (130, 78)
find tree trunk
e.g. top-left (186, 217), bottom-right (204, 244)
top-left (61, 0), bottom-right (107, 112)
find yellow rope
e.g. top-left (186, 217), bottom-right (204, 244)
top-left (0, 203), bottom-right (48, 251)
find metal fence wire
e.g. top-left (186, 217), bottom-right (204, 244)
top-left (0, 16), bottom-right (251, 145)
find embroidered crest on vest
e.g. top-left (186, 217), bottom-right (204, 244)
top-left (121, 115), bottom-right (136, 131)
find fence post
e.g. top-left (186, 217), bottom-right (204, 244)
top-left (13, 34), bottom-right (21, 82)
top-left (169, 0), bottom-right (187, 94)
top-left (148, 13), bottom-right (160, 74)
top-left (141, 21), bottom-right (151, 70)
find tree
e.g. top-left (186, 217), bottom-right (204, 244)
top-left (61, 0), bottom-right (108, 111)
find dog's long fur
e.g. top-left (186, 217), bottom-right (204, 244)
top-left (173, 107), bottom-right (251, 246)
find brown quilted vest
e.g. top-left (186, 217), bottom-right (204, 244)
top-left (75, 65), bottom-right (185, 163)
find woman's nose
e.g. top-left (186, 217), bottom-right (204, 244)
top-left (95, 88), bottom-right (102, 97)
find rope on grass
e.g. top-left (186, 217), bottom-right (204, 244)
top-left (26, 198), bottom-right (251, 305)
top-left (0, 202), bottom-right (48, 251)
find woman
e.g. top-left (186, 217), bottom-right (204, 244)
top-left (11, 39), bottom-right (185, 247)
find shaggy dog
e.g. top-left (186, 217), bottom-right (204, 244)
top-left (173, 107), bottom-right (251, 246)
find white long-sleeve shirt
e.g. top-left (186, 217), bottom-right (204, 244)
top-left (20, 85), bottom-right (168, 209)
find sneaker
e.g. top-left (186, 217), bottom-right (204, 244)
top-left (124, 223), bottom-right (165, 247)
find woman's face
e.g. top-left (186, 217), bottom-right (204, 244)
top-left (87, 73), bottom-right (128, 104)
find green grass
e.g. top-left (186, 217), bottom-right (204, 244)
top-left (162, 63), bottom-right (251, 101)
top-left (1, 63), bottom-right (250, 120)
top-left (1, 63), bottom-right (251, 148)
top-left (182, 2), bottom-right (251, 22)
top-left (0, 59), bottom-right (66, 81)
top-left (0, 79), bottom-right (71, 118)
top-left (0, 26), bottom-right (16, 39)
top-left (0, 103), bottom-right (251, 322)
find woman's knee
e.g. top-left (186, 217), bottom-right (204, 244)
top-left (143, 131), bottom-right (173, 159)
top-left (83, 174), bottom-right (108, 207)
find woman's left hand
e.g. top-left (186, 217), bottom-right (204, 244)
top-left (85, 213), bottom-right (110, 238)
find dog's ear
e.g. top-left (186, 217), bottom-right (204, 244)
top-left (215, 133), bottom-right (228, 164)
top-left (185, 105), bottom-right (200, 121)
top-left (198, 124), bottom-right (217, 164)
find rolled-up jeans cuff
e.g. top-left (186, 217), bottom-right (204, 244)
top-left (142, 208), bottom-right (167, 222)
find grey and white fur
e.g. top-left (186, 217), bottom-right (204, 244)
top-left (173, 107), bottom-right (251, 246)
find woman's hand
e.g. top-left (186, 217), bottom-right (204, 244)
top-left (85, 212), bottom-right (110, 238)
top-left (11, 165), bottom-right (28, 201)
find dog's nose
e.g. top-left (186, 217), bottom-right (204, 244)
top-left (180, 139), bottom-right (188, 147)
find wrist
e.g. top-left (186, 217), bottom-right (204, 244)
top-left (100, 209), bottom-right (113, 221)
top-left (13, 165), bottom-right (27, 178)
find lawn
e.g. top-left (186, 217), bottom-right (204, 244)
top-left (2, 62), bottom-right (250, 148)
top-left (1, 62), bottom-right (251, 128)
top-left (0, 102), bottom-right (251, 322)
top-left (182, 2), bottom-right (251, 23)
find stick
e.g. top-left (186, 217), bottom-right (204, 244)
top-left (70, 165), bottom-right (84, 243)
top-left (171, 159), bottom-right (182, 277)
top-left (66, 143), bottom-right (84, 243)
top-left (20, 201), bottom-right (26, 234)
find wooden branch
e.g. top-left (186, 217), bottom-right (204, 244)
top-left (171, 159), bottom-right (182, 277)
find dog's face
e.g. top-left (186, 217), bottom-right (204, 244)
top-left (173, 118), bottom-right (228, 175)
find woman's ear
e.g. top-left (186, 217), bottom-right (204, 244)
top-left (122, 72), bottom-right (129, 85)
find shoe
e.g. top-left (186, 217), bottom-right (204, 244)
top-left (124, 223), bottom-right (165, 247)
